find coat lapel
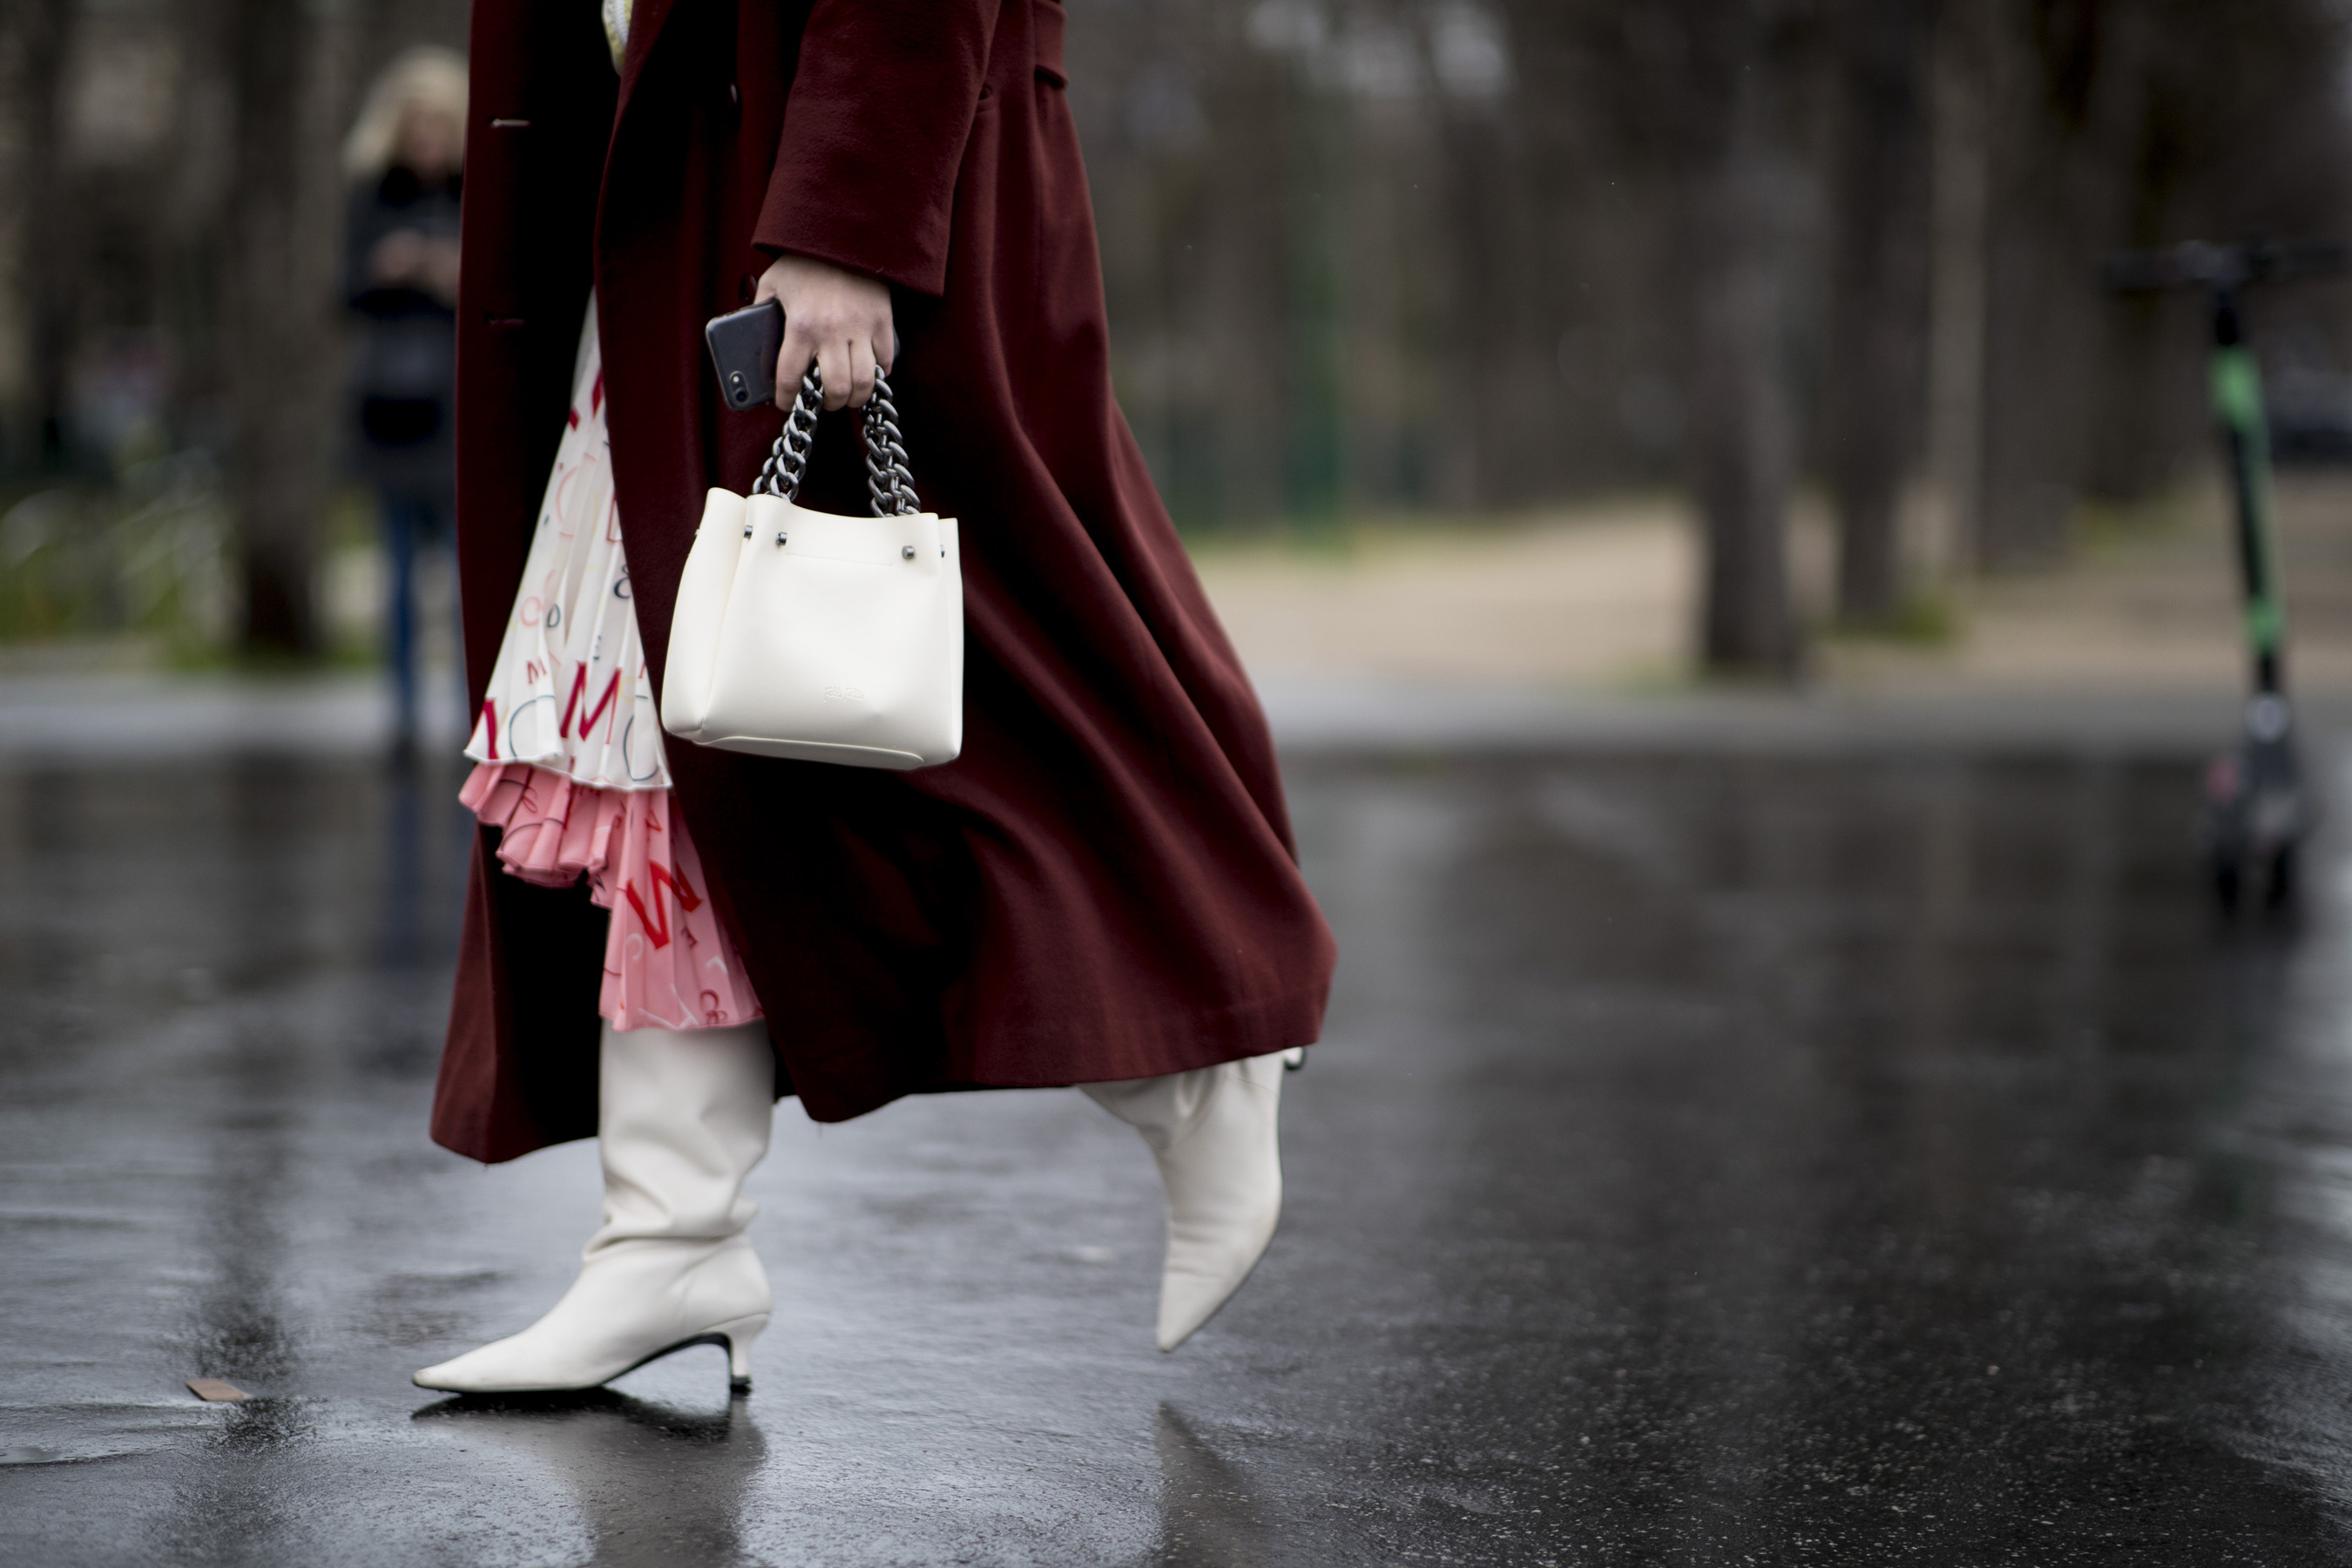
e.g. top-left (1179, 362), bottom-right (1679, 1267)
top-left (613, 0), bottom-right (677, 122)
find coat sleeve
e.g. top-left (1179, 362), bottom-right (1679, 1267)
top-left (754, 0), bottom-right (998, 297)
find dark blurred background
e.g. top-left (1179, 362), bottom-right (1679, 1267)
top-left (4, 0), bottom-right (2352, 677)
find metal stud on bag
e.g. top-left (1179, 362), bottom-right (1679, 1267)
top-left (753, 363), bottom-right (922, 519)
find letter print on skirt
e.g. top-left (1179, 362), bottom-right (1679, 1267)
top-left (462, 310), bottom-right (761, 1031)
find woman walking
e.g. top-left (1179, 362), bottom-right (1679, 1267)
top-left (414, 0), bottom-right (1334, 1394)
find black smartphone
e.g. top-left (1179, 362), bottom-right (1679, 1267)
top-left (705, 299), bottom-right (783, 411)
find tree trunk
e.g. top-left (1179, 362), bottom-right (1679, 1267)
top-left (1922, 0), bottom-right (1990, 579)
top-left (1825, 0), bottom-right (1930, 623)
top-left (1976, 1), bottom-right (2152, 571)
top-left (226, 0), bottom-right (324, 657)
top-left (11, 0), bottom-right (74, 473)
top-left (1688, 3), bottom-right (1799, 676)
top-left (1281, 67), bottom-right (1345, 530)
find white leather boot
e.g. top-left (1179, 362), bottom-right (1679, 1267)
top-left (414, 1021), bottom-right (776, 1394)
top-left (1084, 1051), bottom-right (1286, 1351)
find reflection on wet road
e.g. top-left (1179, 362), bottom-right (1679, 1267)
top-left (414, 1391), bottom-right (768, 1565)
top-left (7, 745), bottom-right (2352, 1563)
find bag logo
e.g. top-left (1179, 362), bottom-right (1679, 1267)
top-left (822, 685), bottom-right (866, 703)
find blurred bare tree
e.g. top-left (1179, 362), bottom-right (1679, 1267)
top-left (1824, 0), bottom-right (1930, 625)
top-left (3, 0), bottom-right (2348, 673)
top-left (1078, 0), bottom-right (2352, 673)
top-left (11, 0), bottom-right (75, 474)
top-left (0, 0), bottom-right (464, 657)
top-left (221, 0), bottom-right (326, 653)
top-left (1681, 0), bottom-right (1810, 673)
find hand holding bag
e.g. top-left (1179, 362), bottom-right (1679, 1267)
top-left (661, 366), bottom-right (963, 770)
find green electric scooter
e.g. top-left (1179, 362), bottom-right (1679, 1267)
top-left (2104, 240), bottom-right (2347, 908)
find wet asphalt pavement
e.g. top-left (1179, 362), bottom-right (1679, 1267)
top-left (10, 716), bottom-right (2352, 1564)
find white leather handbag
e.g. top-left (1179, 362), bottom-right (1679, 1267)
top-left (661, 367), bottom-right (963, 771)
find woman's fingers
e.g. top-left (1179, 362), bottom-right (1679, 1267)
top-left (779, 327), bottom-right (865, 410)
top-left (784, 332), bottom-right (876, 410)
top-left (812, 331), bottom-right (875, 410)
top-left (817, 336), bottom-right (853, 411)
top-left (847, 337), bottom-right (876, 410)
top-left (776, 351), bottom-right (811, 410)
top-left (774, 328), bottom-right (814, 409)
top-left (754, 252), bottom-right (895, 411)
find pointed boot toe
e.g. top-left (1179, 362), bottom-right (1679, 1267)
top-left (1155, 1203), bottom-right (1281, 1351)
top-left (411, 1335), bottom-right (553, 1395)
top-left (1146, 1053), bottom-right (1285, 1352)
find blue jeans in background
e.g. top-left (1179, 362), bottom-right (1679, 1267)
top-left (379, 491), bottom-right (455, 752)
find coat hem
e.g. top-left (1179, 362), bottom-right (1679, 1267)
top-left (789, 981), bottom-right (1333, 1124)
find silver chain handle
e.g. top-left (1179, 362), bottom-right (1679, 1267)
top-left (751, 363), bottom-right (920, 517)
top-left (752, 362), bottom-right (824, 500)
top-left (862, 371), bottom-right (921, 517)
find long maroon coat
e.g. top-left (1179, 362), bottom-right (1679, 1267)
top-left (435, 0), bottom-right (1335, 1161)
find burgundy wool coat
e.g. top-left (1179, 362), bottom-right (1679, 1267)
top-left (435, 0), bottom-right (1336, 1161)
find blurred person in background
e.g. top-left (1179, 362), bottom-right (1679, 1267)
top-left (343, 50), bottom-right (466, 754)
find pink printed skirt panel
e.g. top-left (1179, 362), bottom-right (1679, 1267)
top-left (461, 761), bottom-right (760, 1031)
top-left (460, 307), bottom-right (763, 1033)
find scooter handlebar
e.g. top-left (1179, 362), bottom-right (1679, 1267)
top-left (2103, 239), bottom-right (2349, 295)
